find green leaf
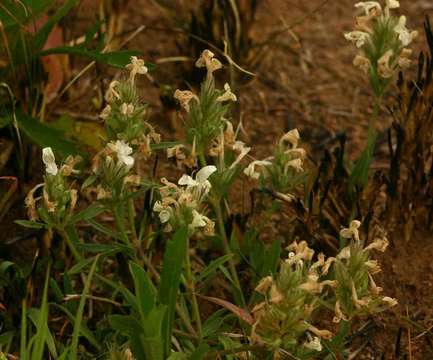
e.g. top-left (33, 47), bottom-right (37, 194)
top-left (348, 132), bottom-right (377, 193)
top-left (190, 343), bottom-right (211, 360)
top-left (67, 204), bottom-right (105, 225)
top-left (129, 261), bottom-right (156, 318)
top-left (75, 243), bottom-right (133, 256)
top-left (69, 255), bottom-right (100, 359)
top-left (27, 308), bottom-right (58, 358)
top-left (14, 110), bottom-right (81, 157)
top-left (0, 331), bottom-right (14, 346)
top-left (196, 254), bottom-right (233, 283)
top-left (158, 227), bottom-right (188, 357)
top-left (86, 218), bottom-right (123, 240)
top-left (67, 256), bottom-right (95, 275)
top-left (14, 220), bottom-right (45, 229)
top-left (39, 47), bottom-right (143, 68)
top-left (32, 265), bottom-right (51, 360)
top-left (202, 309), bottom-right (227, 338)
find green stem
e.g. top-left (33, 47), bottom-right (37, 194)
top-left (184, 237), bottom-right (202, 338)
top-left (127, 198), bottom-right (146, 260)
top-left (113, 203), bottom-right (132, 247)
top-left (58, 227), bottom-right (82, 261)
top-left (214, 199), bottom-right (246, 307)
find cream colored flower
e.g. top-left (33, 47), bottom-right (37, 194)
top-left (120, 103), bottom-right (135, 117)
top-left (178, 165), bottom-right (217, 195)
top-left (398, 48), bottom-right (413, 68)
top-left (153, 201), bottom-right (171, 223)
top-left (25, 183), bottom-right (44, 220)
top-left (344, 31), bottom-right (370, 48)
top-left (382, 296), bottom-right (398, 307)
top-left (377, 50), bottom-right (394, 78)
top-left (303, 336), bottom-right (322, 352)
top-left (306, 324), bottom-right (333, 340)
top-left (255, 276), bottom-right (273, 294)
top-left (99, 105), bottom-right (112, 120)
top-left (243, 160), bottom-right (272, 180)
top-left (286, 158), bottom-right (303, 172)
top-left (42, 147), bottom-right (58, 176)
top-left (190, 209), bottom-right (209, 229)
top-left (174, 89), bottom-right (199, 112)
top-left (332, 300), bottom-right (348, 323)
top-left (337, 246), bottom-right (351, 260)
top-left (354, 2), bottom-right (382, 16)
top-left (386, 0), bottom-right (399, 9)
top-left (126, 56), bottom-right (148, 83)
top-left (280, 129), bottom-right (300, 148)
top-left (286, 241), bottom-right (314, 263)
top-left (269, 284), bottom-right (284, 304)
top-left (107, 140), bottom-right (134, 167)
top-left (394, 16), bottom-right (418, 47)
top-left (105, 81), bottom-right (120, 102)
top-left (365, 259), bottom-right (381, 274)
top-left (230, 141), bottom-right (251, 169)
top-left (353, 54), bottom-right (371, 73)
top-left (195, 49), bottom-right (222, 75)
top-left (216, 83), bottom-right (237, 102)
top-left (340, 220), bottom-right (361, 242)
top-left (364, 236), bottom-right (389, 252)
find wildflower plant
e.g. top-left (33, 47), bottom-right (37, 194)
top-left (344, 0), bottom-right (418, 192)
top-left (250, 220), bottom-right (397, 358)
top-left (344, 0), bottom-right (417, 98)
top-left (244, 128), bottom-right (307, 201)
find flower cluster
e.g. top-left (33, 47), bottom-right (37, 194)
top-left (25, 147), bottom-right (80, 225)
top-left (333, 220), bottom-right (397, 322)
top-left (344, 1), bottom-right (417, 96)
top-left (90, 56), bottom-right (159, 200)
top-left (251, 241), bottom-right (335, 357)
top-left (244, 129), bottom-right (307, 197)
top-left (100, 56), bottom-right (160, 159)
top-left (251, 220), bottom-right (397, 357)
top-left (153, 165), bottom-right (217, 235)
top-left (168, 50), bottom-right (238, 169)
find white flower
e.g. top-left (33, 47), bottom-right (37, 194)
top-left (216, 83), bottom-right (237, 102)
top-left (354, 2), bottom-right (382, 16)
top-left (340, 220), bottom-right (361, 242)
top-left (126, 56), bottom-right (148, 82)
top-left (344, 31), bottom-right (370, 48)
top-left (303, 336), bottom-right (322, 352)
top-left (386, 0), bottom-right (399, 9)
top-left (173, 89), bottom-right (199, 112)
top-left (153, 201), bottom-right (171, 223)
top-left (394, 16), bottom-right (417, 47)
top-left (190, 209), bottom-right (208, 229)
top-left (120, 103), bottom-right (135, 117)
top-left (108, 140), bottom-right (134, 167)
top-left (195, 49), bottom-right (222, 76)
top-left (243, 160), bottom-right (272, 180)
top-left (42, 147), bottom-right (58, 175)
top-left (178, 165), bottom-right (217, 195)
